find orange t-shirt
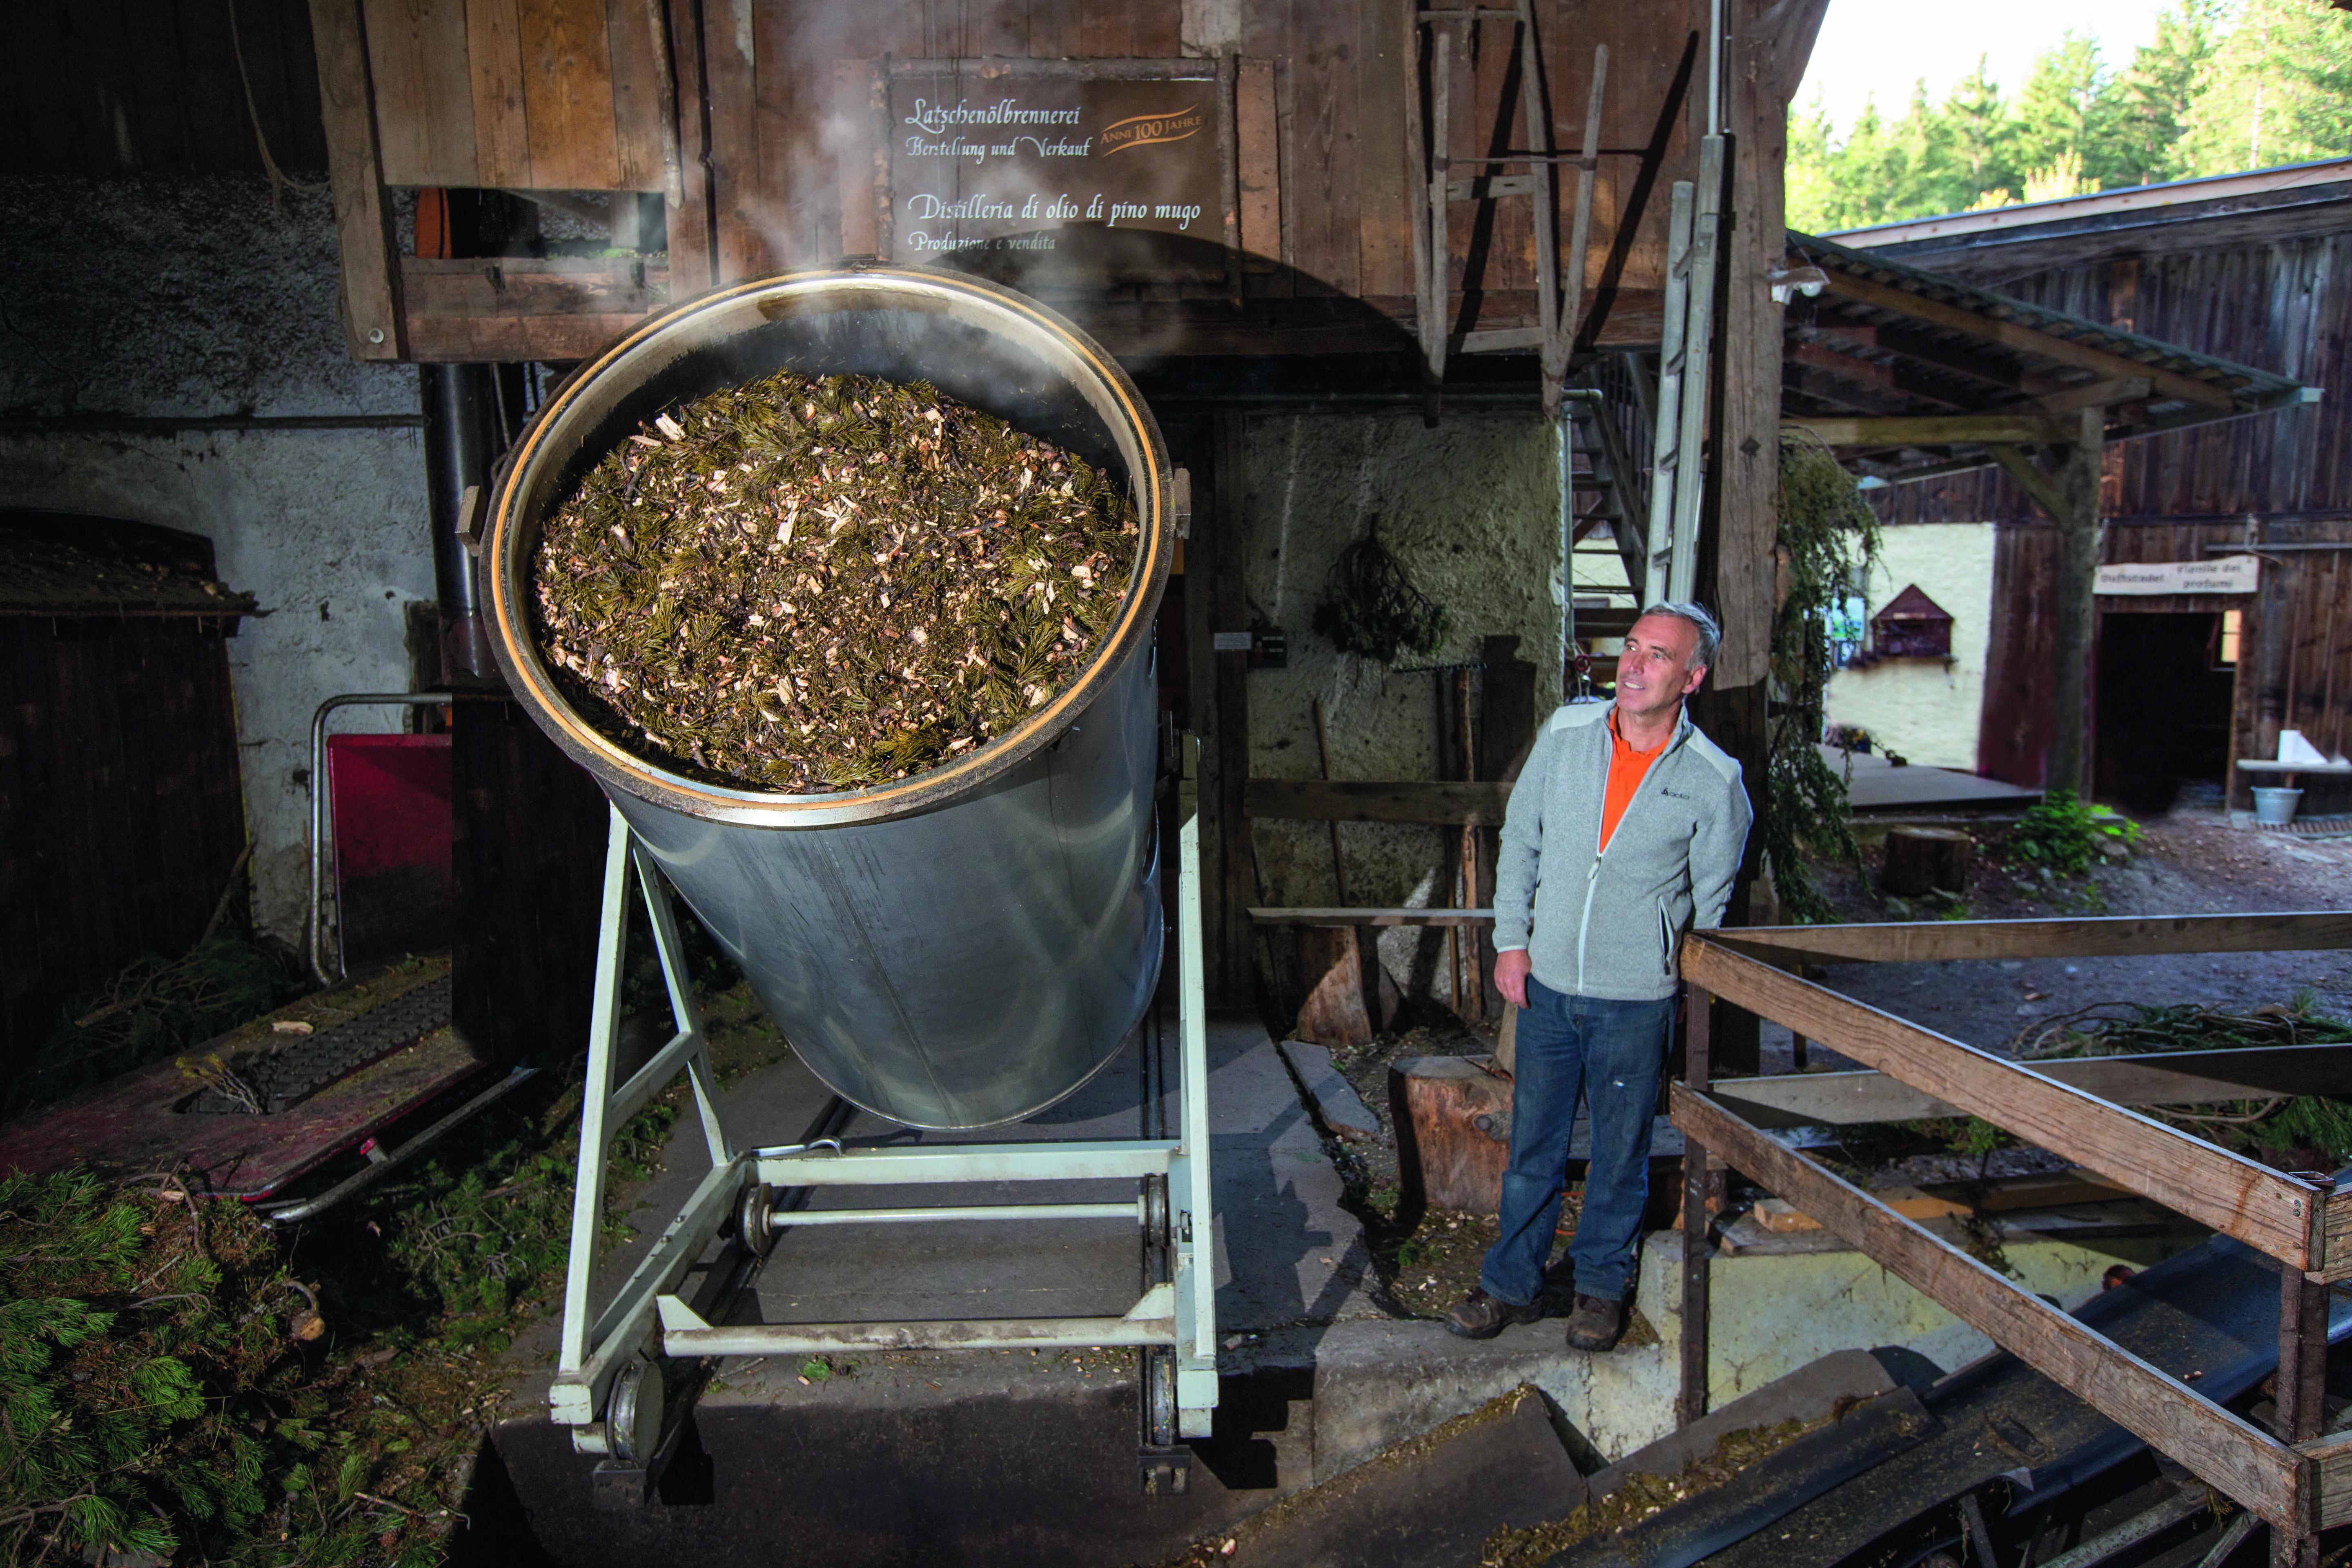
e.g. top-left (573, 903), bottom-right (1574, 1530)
top-left (1599, 710), bottom-right (1668, 852)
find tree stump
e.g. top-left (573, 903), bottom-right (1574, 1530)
top-left (1389, 1056), bottom-right (1513, 1214)
top-left (1883, 826), bottom-right (1974, 896)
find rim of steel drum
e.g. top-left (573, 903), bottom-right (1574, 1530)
top-left (482, 265), bottom-right (1174, 828)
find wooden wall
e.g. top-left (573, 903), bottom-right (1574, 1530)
top-left (1875, 234), bottom-right (2352, 525)
top-left (699, 0), bottom-right (1708, 334)
top-left (359, 0), bottom-right (671, 190)
top-left (3, 0), bottom-right (329, 177)
top-left (1978, 517), bottom-right (2352, 806)
top-left (0, 617), bottom-right (249, 1103)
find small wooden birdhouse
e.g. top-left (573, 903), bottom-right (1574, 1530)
top-left (1870, 584), bottom-right (1953, 659)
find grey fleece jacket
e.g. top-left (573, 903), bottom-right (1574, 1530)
top-left (1492, 700), bottom-right (1753, 1002)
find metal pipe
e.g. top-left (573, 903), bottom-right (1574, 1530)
top-left (420, 363), bottom-right (502, 679)
top-left (2035, 1489), bottom-right (2210, 1568)
top-left (771, 1201), bottom-right (1142, 1227)
top-left (260, 1066), bottom-right (538, 1224)
top-left (663, 1313), bottom-right (1178, 1357)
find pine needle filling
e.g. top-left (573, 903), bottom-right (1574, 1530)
top-left (531, 369), bottom-right (1139, 793)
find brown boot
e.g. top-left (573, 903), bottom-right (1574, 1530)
top-left (1565, 1293), bottom-right (1627, 1352)
top-left (1443, 1287), bottom-right (1543, 1340)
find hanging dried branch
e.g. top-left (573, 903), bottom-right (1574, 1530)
top-left (1312, 521), bottom-right (1450, 664)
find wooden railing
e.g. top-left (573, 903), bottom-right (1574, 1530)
top-left (1672, 913), bottom-right (2352, 1552)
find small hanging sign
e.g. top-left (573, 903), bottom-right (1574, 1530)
top-left (2093, 555), bottom-right (2261, 595)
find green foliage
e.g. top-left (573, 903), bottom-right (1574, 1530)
top-left (1786, 0), bottom-right (2346, 233)
top-left (1765, 434), bottom-right (1882, 924)
top-left (15, 935), bottom-right (304, 1117)
top-left (2006, 788), bottom-right (2142, 876)
top-left (1313, 523), bottom-right (1449, 665)
top-left (0, 1171), bottom-right (282, 1566)
top-left (2182, 0), bottom-right (2352, 176)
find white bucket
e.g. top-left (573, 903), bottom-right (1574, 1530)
top-left (2253, 786), bottom-right (2304, 826)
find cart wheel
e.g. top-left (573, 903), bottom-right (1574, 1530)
top-left (606, 1359), bottom-right (665, 1466)
top-left (736, 1181), bottom-right (776, 1259)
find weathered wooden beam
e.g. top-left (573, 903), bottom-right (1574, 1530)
top-left (309, 0), bottom-right (405, 360)
top-left (1250, 907), bottom-right (1496, 927)
top-left (1708, 911), bottom-right (2352, 967)
top-left (1987, 443), bottom-right (2071, 522)
top-left (1671, 1085), bottom-right (2303, 1527)
top-left (1243, 778), bottom-right (1513, 825)
top-left (1783, 340), bottom-right (1971, 410)
top-left (1680, 937), bottom-right (2328, 1271)
top-left (2036, 375), bottom-right (2153, 414)
top-left (1784, 414), bottom-right (2068, 448)
top-left (1820, 271), bottom-right (2237, 411)
top-left (1711, 1044), bottom-right (2352, 1129)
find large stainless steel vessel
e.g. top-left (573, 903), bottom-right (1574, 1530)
top-left (482, 268), bottom-right (1173, 1129)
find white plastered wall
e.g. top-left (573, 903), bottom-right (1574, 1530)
top-left (1243, 410), bottom-right (1565, 1001)
top-left (1824, 521), bottom-right (1996, 771)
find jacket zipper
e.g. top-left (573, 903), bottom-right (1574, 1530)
top-left (1575, 707), bottom-right (1688, 993)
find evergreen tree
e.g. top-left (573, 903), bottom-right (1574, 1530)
top-left (1944, 56), bottom-right (2019, 203)
top-left (2181, 0), bottom-right (2352, 176)
top-left (2114, 0), bottom-right (2221, 186)
top-left (2012, 33), bottom-right (2129, 194)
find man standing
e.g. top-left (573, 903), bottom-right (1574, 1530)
top-left (1446, 603), bottom-right (1752, 1352)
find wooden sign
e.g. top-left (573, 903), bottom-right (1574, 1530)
top-left (873, 60), bottom-right (1236, 285)
top-left (2094, 555), bottom-right (2260, 595)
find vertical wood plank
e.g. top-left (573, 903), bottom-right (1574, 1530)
top-left (833, 58), bottom-right (878, 257)
top-left (1353, 0), bottom-right (1406, 299)
top-left (1236, 58), bottom-right (1279, 267)
top-left (1077, 0), bottom-right (1132, 59)
top-left (604, 0), bottom-right (666, 189)
top-left (1678, 983), bottom-right (1715, 1425)
top-left (517, 0), bottom-right (621, 188)
top-left (1214, 409), bottom-right (1254, 1007)
top-left (1131, 0), bottom-right (1182, 59)
top-left (1289, 0), bottom-right (1360, 298)
top-left (701, 0), bottom-right (763, 278)
top-left (363, 0), bottom-right (481, 185)
top-left (466, 0), bottom-right (534, 186)
top-left (1030, 0), bottom-right (1081, 57)
top-left (664, 0), bottom-right (714, 293)
top-left (309, 0), bottom-right (407, 357)
top-left (179, 0), bottom-right (253, 170)
top-left (976, 0), bottom-right (1026, 58)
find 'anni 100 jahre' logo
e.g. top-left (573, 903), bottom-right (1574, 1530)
top-left (1100, 104), bottom-right (1205, 156)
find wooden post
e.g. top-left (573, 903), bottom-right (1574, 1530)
top-left (1678, 984), bottom-right (1716, 1426)
top-left (1213, 411), bottom-right (1254, 1008)
top-left (307, 0), bottom-right (406, 360)
top-left (2279, 1268), bottom-right (2330, 1568)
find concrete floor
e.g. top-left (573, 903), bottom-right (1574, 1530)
top-left (484, 1009), bottom-right (2201, 1564)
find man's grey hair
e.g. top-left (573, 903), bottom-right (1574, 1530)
top-left (1635, 601), bottom-right (1721, 670)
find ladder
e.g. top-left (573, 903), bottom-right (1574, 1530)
top-left (1406, 3), bottom-right (1608, 417)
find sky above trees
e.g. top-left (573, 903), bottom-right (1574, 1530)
top-left (1786, 0), bottom-right (2352, 234)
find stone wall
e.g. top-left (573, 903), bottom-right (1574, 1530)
top-left (1241, 409), bottom-right (1564, 1000)
top-left (0, 176), bottom-right (428, 942)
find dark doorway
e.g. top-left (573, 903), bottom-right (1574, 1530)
top-left (2094, 612), bottom-right (2236, 813)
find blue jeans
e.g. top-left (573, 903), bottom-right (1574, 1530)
top-left (1478, 978), bottom-right (1676, 1306)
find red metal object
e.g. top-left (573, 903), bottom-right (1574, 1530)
top-left (329, 733), bottom-right (454, 962)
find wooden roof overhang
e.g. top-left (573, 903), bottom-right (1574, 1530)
top-left (1775, 232), bottom-right (2309, 486)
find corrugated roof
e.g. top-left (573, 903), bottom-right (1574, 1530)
top-left (1780, 231), bottom-right (2310, 483)
top-left (1826, 158), bottom-right (2352, 251)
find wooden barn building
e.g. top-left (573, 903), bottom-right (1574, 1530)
top-left (1813, 159), bottom-right (2352, 820)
